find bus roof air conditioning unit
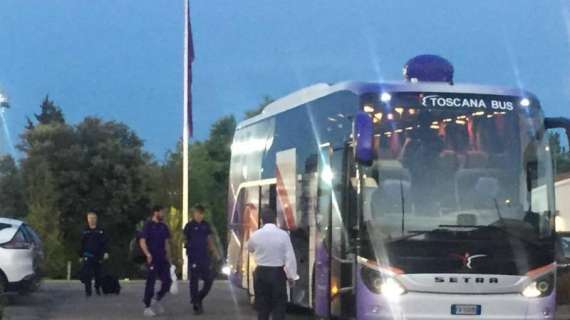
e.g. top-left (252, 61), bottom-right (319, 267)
top-left (403, 54), bottom-right (454, 84)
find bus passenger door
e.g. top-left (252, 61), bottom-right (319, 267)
top-left (329, 147), bottom-right (356, 318)
top-left (314, 144), bottom-right (333, 318)
top-left (314, 145), bottom-right (355, 318)
top-left (240, 186), bottom-right (261, 298)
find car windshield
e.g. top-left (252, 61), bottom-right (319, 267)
top-left (362, 92), bottom-right (555, 241)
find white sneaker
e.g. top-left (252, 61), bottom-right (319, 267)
top-left (152, 299), bottom-right (165, 315)
top-left (143, 307), bottom-right (156, 317)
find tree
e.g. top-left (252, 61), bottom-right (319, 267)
top-left (19, 115), bottom-right (77, 277)
top-left (20, 100), bottom-right (155, 277)
top-left (165, 207), bottom-right (184, 275)
top-left (24, 161), bottom-right (66, 278)
top-left (203, 116), bottom-right (236, 248)
top-left (549, 131), bottom-right (570, 175)
top-left (0, 156), bottom-right (26, 218)
top-left (62, 117), bottom-right (153, 276)
top-left (35, 95), bottom-right (65, 125)
top-left (244, 96), bottom-right (274, 119)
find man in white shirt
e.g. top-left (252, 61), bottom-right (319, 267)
top-left (248, 206), bottom-right (298, 320)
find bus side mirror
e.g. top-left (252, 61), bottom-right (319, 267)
top-left (545, 117), bottom-right (570, 144)
top-left (354, 112), bottom-right (374, 166)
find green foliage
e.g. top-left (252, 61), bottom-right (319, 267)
top-left (35, 95), bottom-right (65, 125)
top-left (165, 207), bottom-right (184, 274)
top-left (23, 162), bottom-right (66, 278)
top-left (0, 95), bottom-right (266, 279)
top-left (152, 115), bottom-right (236, 253)
top-left (244, 96), bottom-right (274, 119)
top-left (19, 104), bottom-right (153, 278)
top-left (0, 156), bottom-right (26, 218)
top-left (549, 131), bottom-right (570, 176)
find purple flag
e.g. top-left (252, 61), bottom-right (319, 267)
top-left (184, 0), bottom-right (195, 137)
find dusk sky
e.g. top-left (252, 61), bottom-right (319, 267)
top-left (1, 0), bottom-right (569, 159)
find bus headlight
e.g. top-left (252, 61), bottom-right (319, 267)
top-left (522, 274), bottom-right (554, 298)
top-left (221, 265), bottom-right (231, 276)
top-left (361, 266), bottom-right (406, 297)
top-left (380, 277), bottom-right (406, 297)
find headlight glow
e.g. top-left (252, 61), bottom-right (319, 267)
top-left (380, 277), bottom-right (406, 298)
top-left (521, 274), bottom-right (554, 298)
top-left (361, 264), bottom-right (406, 297)
top-left (221, 265), bottom-right (231, 276)
top-left (522, 281), bottom-right (542, 298)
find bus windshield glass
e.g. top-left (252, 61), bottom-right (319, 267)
top-left (361, 92), bottom-right (554, 242)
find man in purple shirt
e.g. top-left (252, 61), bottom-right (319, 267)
top-left (139, 205), bottom-right (172, 317)
top-left (183, 204), bottom-right (219, 315)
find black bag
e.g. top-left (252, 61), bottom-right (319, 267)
top-left (100, 274), bottom-right (121, 295)
top-left (129, 231), bottom-right (146, 264)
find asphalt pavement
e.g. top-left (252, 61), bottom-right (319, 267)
top-left (4, 281), bottom-right (570, 319)
top-left (2, 280), bottom-right (312, 320)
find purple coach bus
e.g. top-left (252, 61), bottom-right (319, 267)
top-left (225, 55), bottom-right (570, 319)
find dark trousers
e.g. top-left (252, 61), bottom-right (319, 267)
top-left (189, 260), bottom-right (213, 305)
top-left (254, 266), bottom-right (287, 320)
top-left (143, 260), bottom-right (172, 307)
top-left (81, 258), bottom-right (102, 295)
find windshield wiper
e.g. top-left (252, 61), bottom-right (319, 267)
top-left (399, 180), bottom-right (406, 236)
top-left (392, 223), bottom-right (542, 248)
top-left (438, 224), bottom-right (542, 248)
top-left (391, 227), bottom-right (454, 242)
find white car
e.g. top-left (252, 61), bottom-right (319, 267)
top-left (0, 218), bottom-right (43, 294)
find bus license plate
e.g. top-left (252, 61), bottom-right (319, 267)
top-left (451, 304), bottom-right (481, 315)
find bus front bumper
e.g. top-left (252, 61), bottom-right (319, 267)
top-left (358, 292), bottom-right (555, 320)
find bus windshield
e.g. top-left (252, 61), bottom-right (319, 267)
top-left (361, 92), bottom-right (555, 243)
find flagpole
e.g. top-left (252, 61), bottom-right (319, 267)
top-left (182, 0), bottom-right (190, 281)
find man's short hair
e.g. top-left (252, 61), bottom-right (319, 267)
top-left (194, 204), bottom-right (205, 214)
top-left (261, 206), bottom-right (276, 224)
top-left (152, 205), bottom-right (164, 214)
top-left (86, 211), bottom-right (97, 217)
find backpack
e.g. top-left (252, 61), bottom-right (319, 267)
top-left (129, 230), bottom-right (146, 264)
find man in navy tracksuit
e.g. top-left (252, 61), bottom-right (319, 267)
top-left (184, 204), bottom-right (218, 315)
top-left (79, 212), bottom-right (108, 297)
top-left (140, 205), bottom-right (172, 317)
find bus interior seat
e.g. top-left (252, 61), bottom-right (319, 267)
top-left (438, 150), bottom-right (460, 208)
top-left (488, 152), bottom-right (508, 168)
top-left (455, 169), bottom-right (502, 210)
top-left (474, 176), bottom-right (500, 199)
top-left (439, 150), bottom-right (460, 171)
top-left (364, 164), bottom-right (412, 220)
top-left (372, 163), bottom-right (412, 182)
top-left (361, 177), bottom-right (378, 222)
top-left (465, 150), bottom-right (489, 168)
top-left (370, 179), bottom-right (412, 217)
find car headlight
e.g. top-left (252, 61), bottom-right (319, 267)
top-left (522, 274), bottom-right (554, 298)
top-left (361, 265), bottom-right (406, 297)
